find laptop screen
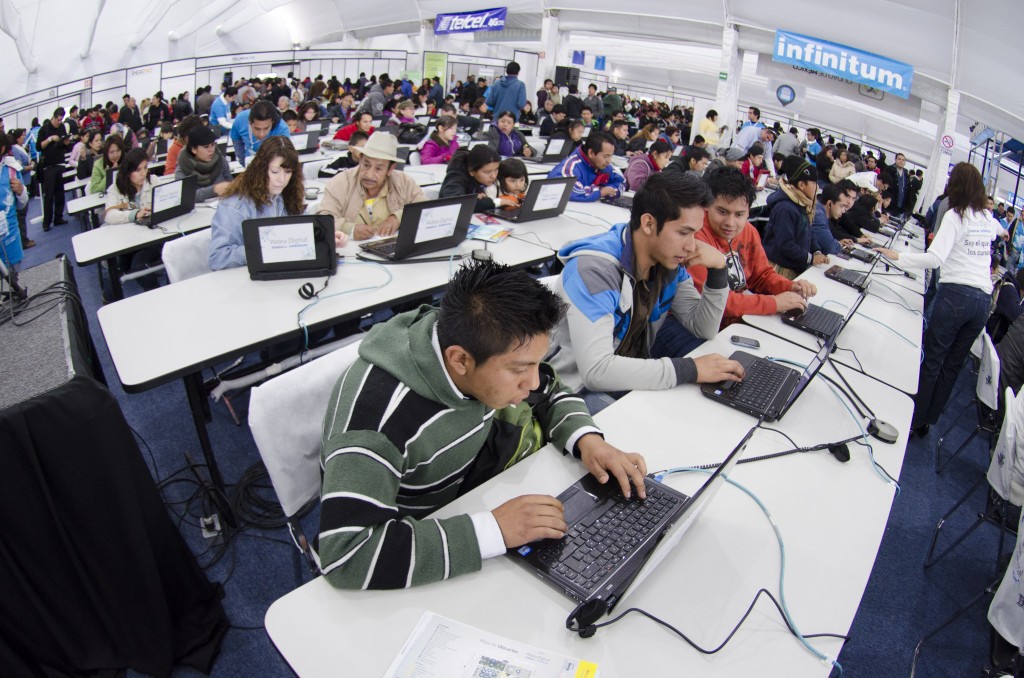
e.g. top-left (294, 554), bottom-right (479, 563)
top-left (151, 178), bottom-right (184, 215)
top-left (756, 172), bottom-right (769, 189)
top-left (304, 122), bottom-right (322, 132)
top-left (546, 138), bottom-right (566, 156)
top-left (257, 220), bottom-right (318, 263)
top-left (414, 203), bottom-right (463, 244)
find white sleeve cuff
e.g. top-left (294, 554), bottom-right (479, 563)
top-left (565, 426), bottom-right (602, 457)
top-left (470, 511), bottom-right (507, 559)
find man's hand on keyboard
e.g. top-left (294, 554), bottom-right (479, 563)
top-left (774, 291), bottom-right (808, 313)
top-left (493, 495), bottom-right (567, 548)
top-left (577, 434), bottom-right (647, 500)
top-left (376, 214), bottom-right (400, 237)
top-left (694, 353), bottom-right (745, 384)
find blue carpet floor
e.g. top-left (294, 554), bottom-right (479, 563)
top-left (15, 194), bottom-right (1011, 677)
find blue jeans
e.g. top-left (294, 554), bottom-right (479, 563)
top-left (913, 283), bottom-right (990, 429)
top-left (651, 314), bottom-right (705, 359)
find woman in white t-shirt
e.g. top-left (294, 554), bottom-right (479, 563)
top-left (875, 162), bottom-right (1001, 437)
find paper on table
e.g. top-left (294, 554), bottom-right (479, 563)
top-left (414, 203), bottom-right (462, 244)
top-left (533, 183), bottom-right (566, 212)
top-left (384, 611), bottom-right (599, 678)
top-left (152, 179), bottom-right (182, 213)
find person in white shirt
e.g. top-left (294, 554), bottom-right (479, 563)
top-left (875, 162), bottom-right (1002, 437)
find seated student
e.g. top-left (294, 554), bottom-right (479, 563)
top-left (538, 104), bottom-right (566, 137)
top-left (609, 119), bottom-right (630, 156)
top-left (486, 111), bottom-right (537, 158)
top-left (810, 183), bottom-right (851, 256)
top-left (164, 115), bottom-right (202, 176)
top-left (318, 261), bottom-right (646, 589)
top-left (658, 126), bottom-right (680, 150)
top-left (104, 148), bottom-right (163, 287)
top-left (146, 122), bottom-right (174, 161)
top-left (496, 158), bottom-right (528, 208)
top-left (546, 171), bottom-right (742, 397)
top-left (686, 165), bottom-right (817, 328)
top-left (518, 101), bottom-right (538, 126)
top-left (318, 131), bottom-right (368, 178)
top-left (548, 119), bottom-right (586, 155)
top-left (230, 100), bottom-right (290, 166)
top-left (625, 139), bottom-right (673, 193)
top-left (68, 129), bottom-right (90, 166)
top-left (209, 137), bottom-right (323, 270)
top-left (282, 109), bottom-right (301, 134)
top-left (740, 143), bottom-right (769, 187)
top-left (580, 106), bottom-right (598, 130)
top-left (297, 101), bottom-right (320, 132)
top-left (76, 129), bottom-right (103, 180)
top-left (827, 179), bottom-right (872, 245)
top-left (88, 135), bottom-right (126, 195)
top-left (763, 156), bottom-right (829, 279)
top-left (626, 124), bottom-right (659, 156)
top-left (420, 115), bottom-right (460, 165)
top-left (318, 132), bottom-right (425, 241)
top-left (440, 145), bottom-right (514, 213)
top-left (174, 126), bottom-right (232, 202)
top-left (334, 111), bottom-right (376, 142)
top-left (384, 99), bottom-right (417, 129)
top-left (327, 93), bottom-right (356, 124)
top-left (548, 132), bottom-right (625, 203)
top-left (840, 178), bottom-right (885, 235)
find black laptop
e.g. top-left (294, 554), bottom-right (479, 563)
top-left (242, 214), bottom-right (337, 281)
top-left (289, 130), bottom-right (320, 155)
top-left (843, 246), bottom-right (876, 264)
top-left (602, 193), bottom-right (633, 209)
top-left (523, 137), bottom-right (572, 164)
top-left (701, 340), bottom-right (831, 421)
top-left (484, 177), bottom-right (574, 223)
top-left (782, 288), bottom-right (866, 342)
top-left (359, 194), bottom-right (475, 260)
top-left (509, 425), bottom-right (757, 618)
top-left (136, 175), bottom-right (197, 229)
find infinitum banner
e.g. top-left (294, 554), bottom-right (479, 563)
top-left (772, 30), bottom-right (913, 100)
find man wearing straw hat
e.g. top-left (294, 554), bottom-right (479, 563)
top-left (318, 132), bottom-right (425, 241)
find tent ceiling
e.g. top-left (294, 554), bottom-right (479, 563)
top-left (1, 0), bottom-right (1021, 138)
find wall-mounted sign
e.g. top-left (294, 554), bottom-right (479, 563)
top-left (572, 51), bottom-right (585, 66)
top-left (594, 56), bottom-right (606, 71)
top-left (434, 7), bottom-right (506, 34)
top-left (772, 30), bottom-right (913, 99)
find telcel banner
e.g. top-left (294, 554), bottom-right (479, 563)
top-left (772, 30), bottom-right (913, 99)
top-left (434, 7), bottom-right (507, 34)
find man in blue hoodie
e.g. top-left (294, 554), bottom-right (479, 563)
top-left (484, 62), bottom-right (527, 121)
top-left (548, 132), bottom-right (626, 202)
top-left (762, 155), bottom-right (829, 278)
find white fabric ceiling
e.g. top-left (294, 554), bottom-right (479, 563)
top-left (1, 0), bottom-right (1021, 139)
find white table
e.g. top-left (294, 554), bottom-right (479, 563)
top-left (265, 324), bottom-right (912, 677)
top-left (743, 264), bottom-right (923, 395)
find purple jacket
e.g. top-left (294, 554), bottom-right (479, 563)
top-left (420, 137), bottom-right (460, 165)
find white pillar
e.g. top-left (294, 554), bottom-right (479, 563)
top-left (536, 11), bottom-right (560, 98)
top-left (920, 87), bottom-right (960, 214)
top-left (712, 24), bottom-right (742, 147)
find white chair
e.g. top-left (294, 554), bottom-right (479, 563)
top-left (935, 331), bottom-right (1001, 473)
top-left (422, 186), bottom-right (440, 201)
top-left (925, 386), bottom-right (1023, 568)
top-left (162, 230), bottom-right (212, 283)
top-left (248, 340), bottom-right (363, 573)
top-left (408, 150), bottom-right (422, 166)
top-left (987, 505), bottom-right (1024, 655)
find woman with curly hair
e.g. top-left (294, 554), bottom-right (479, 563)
top-left (208, 136), bottom-right (334, 270)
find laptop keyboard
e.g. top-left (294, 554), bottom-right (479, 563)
top-left (361, 236), bottom-right (399, 257)
top-left (785, 304), bottom-right (841, 338)
top-left (535, 480), bottom-right (681, 593)
top-left (716, 359), bottom-right (791, 409)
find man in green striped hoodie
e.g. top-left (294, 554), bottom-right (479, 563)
top-left (319, 262), bottom-right (647, 589)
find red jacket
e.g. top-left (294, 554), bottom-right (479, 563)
top-left (741, 158), bottom-right (769, 187)
top-left (333, 123), bottom-right (375, 141)
top-left (688, 213), bottom-right (796, 328)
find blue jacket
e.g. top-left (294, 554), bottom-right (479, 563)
top-left (209, 193), bottom-right (291, 270)
top-left (762, 188), bottom-right (813, 273)
top-left (0, 166), bottom-right (23, 267)
top-left (210, 95), bottom-right (232, 129)
top-left (810, 203), bottom-right (842, 255)
top-left (484, 75), bottom-right (527, 120)
top-left (548, 147), bottom-right (625, 202)
top-left (229, 111), bottom-right (291, 165)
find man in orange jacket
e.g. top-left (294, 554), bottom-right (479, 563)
top-left (687, 165), bottom-right (817, 328)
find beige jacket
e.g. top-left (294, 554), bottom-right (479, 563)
top-left (317, 167), bottom-right (426, 236)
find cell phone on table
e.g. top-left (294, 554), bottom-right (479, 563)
top-left (730, 335), bottom-right (760, 349)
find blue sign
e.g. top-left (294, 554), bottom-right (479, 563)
top-left (434, 7), bottom-right (506, 34)
top-left (594, 56), bottom-right (606, 71)
top-left (772, 30), bottom-right (913, 99)
top-left (572, 51), bottom-right (585, 66)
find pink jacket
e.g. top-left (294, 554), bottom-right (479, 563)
top-left (420, 137), bottom-right (459, 165)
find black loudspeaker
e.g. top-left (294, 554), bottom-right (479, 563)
top-left (223, 71), bottom-right (233, 87)
top-left (554, 66), bottom-right (579, 89)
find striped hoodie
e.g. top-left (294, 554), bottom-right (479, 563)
top-left (319, 306), bottom-right (600, 589)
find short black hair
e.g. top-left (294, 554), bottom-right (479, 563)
top-left (348, 131), bottom-right (369, 146)
top-left (686, 145), bottom-right (711, 164)
top-left (583, 131), bottom-right (614, 155)
top-left (749, 106), bottom-right (760, 118)
top-left (224, 86), bottom-right (238, 97)
top-left (649, 139), bottom-right (673, 155)
top-left (250, 100), bottom-right (279, 123)
top-left (551, 104), bottom-right (566, 115)
top-left (836, 178), bottom-right (859, 197)
top-left (692, 135), bottom-right (705, 144)
top-left (506, 61), bottom-right (520, 75)
top-left (630, 171), bottom-right (713, 234)
top-left (581, 105), bottom-right (592, 114)
top-left (818, 183), bottom-right (843, 206)
top-left (611, 120), bottom-right (630, 132)
top-left (437, 261), bottom-right (566, 364)
top-left (703, 164), bottom-right (756, 207)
